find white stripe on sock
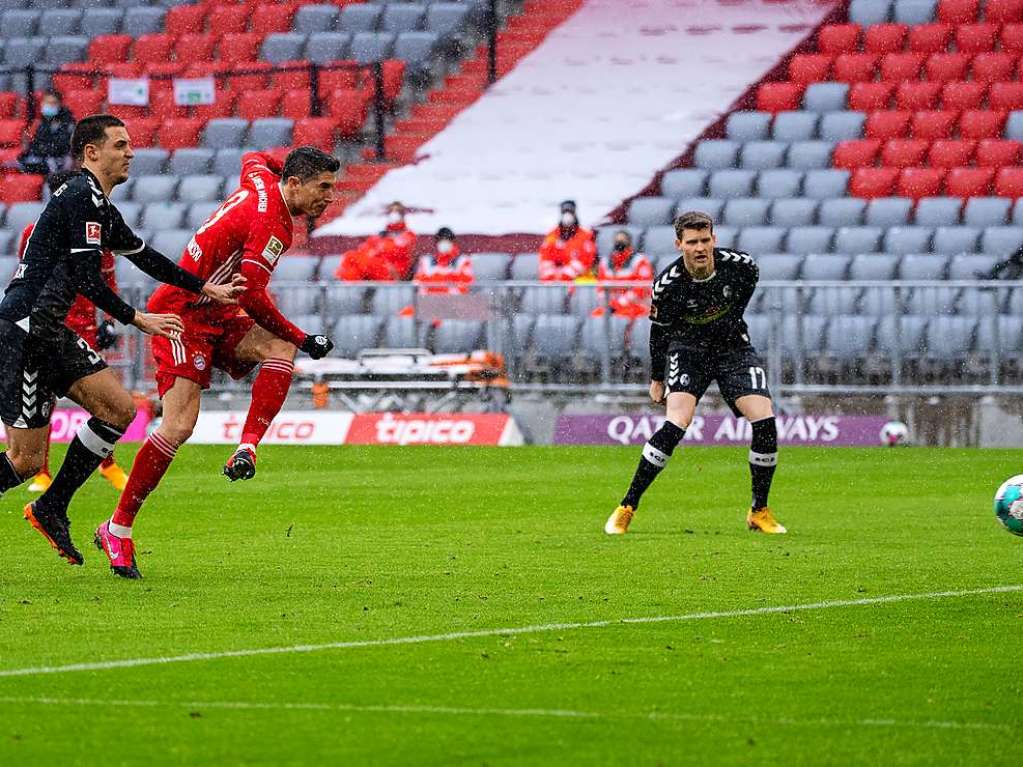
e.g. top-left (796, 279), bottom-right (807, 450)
top-left (108, 522), bottom-right (132, 539)
top-left (76, 422), bottom-right (117, 459)
top-left (749, 450), bottom-right (778, 467)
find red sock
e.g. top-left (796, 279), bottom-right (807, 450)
top-left (111, 432), bottom-right (178, 528)
top-left (100, 453), bottom-right (115, 470)
top-left (240, 358), bottom-right (294, 448)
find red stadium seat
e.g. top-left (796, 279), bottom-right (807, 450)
top-left (976, 139), bottom-right (1022, 167)
top-left (850, 82), bottom-right (895, 111)
top-left (940, 81), bottom-right (987, 110)
top-left (281, 90), bottom-right (311, 119)
top-left (850, 167), bottom-right (899, 198)
top-left (236, 89), bottom-right (282, 120)
top-left (985, 0), bottom-right (1023, 22)
top-left (865, 110), bottom-right (912, 140)
top-left (895, 81), bottom-right (941, 110)
top-left (63, 90), bottom-right (104, 120)
top-left (971, 52), bottom-right (1015, 82)
top-left (756, 82), bottom-right (803, 112)
top-left (381, 60), bottom-right (406, 105)
top-left (133, 34), bottom-right (176, 66)
top-left (195, 92), bottom-right (236, 122)
top-left (898, 168), bottom-right (946, 198)
top-left (159, 118), bottom-right (205, 151)
top-left (938, 0), bottom-right (980, 23)
top-left (864, 23), bottom-right (908, 54)
top-left (911, 110), bottom-right (960, 139)
top-left (995, 167), bottom-right (1023, 196)
top-left (173, 34), bottom-right (217, 66)
top-left (252, 3), bottom-right (297, 35)
top-left (271, 62), bottom-right (311, 91)
top-left (107, 103), bottom-right (147, 121)
top-left (999, 23), bottom-right (1023, 52)
top-left (880, 52), bottom-right (925, 80)
top-left (326, 89), bottom-right (371, 138)
top-left (148, 90), bottom-right (187, 120)
top-left (788, 54), bottom-right (833, 84)
top-left (165, 4), bottom-right (207, 36)
top-left (0, 119), bottom-right (25, 148)
top-left (124, 117), bottom-right (159, 148)
top-left (928, 139), bottom-right (976, 167)
top-left (833, 139), bottom-right (882, 169)
top-left (946, 166), bottom-right (994, 196)
top-left (88, 35), bottom-right (133, 66)
top-left (53, 65), bottom-right (95, 95)
top-left (208, 5), bottom-right (249, 36)
top-left (832, 53), bottom-right (879, 82)
top-left (882, 139), bottom-right (929, 167)
top-left (318, 67), bottom-right (360, 98)
top-left (0, 92), bottom-right (21, 119)
top-left (226, 61), bottom-right (273, 91)
top-left (818, 23), bottom-right (861, 53)
top-left (908, 24), bottom-right (953, 54)
top-left (105, 62), bottom-right (143, 79)
top-left (989, 82), bottom-right (1023, 110)
top-left (219, 33), bottom-right (263, 63)
top-left (925, 53), bottom-right (971, 81)
top-left (293, 118), bottom-right (336, 151)
top-left (145, 62), bottom-right (186, 95)
top-left (959, 110), bottom-right (1007, 139)
top-left (0, 173), bottom-right (43, 203)
top-left (955, 23), bottom-right (998, 53)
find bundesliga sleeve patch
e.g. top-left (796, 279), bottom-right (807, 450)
top-left (85, 222), bottom-right (102, 245)
top-left (262, 235), bottom-right (285, 264)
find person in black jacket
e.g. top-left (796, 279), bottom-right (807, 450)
top-left (18, 91), bottom-right (75, 176)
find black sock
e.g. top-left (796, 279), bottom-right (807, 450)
top-left (35, 417), bottom-right (124, 515)
top-left (0, 453), bottom-right (23, 496)
top-left (621, 421), bottom-right (686, 509)
top-left (749, 417), bottom-right (778, 509)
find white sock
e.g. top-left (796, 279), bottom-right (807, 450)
top-left (238, 442), bottom-right (256, 455)
top-left (108, 521), bottom-right (132, 539)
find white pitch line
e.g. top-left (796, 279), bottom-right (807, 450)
top-left (0, 696), bottom-right (1011, 733)
top-left (0, 584), bottom-right (1019, 679)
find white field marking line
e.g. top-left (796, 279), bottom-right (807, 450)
top-left (0, 584), bottom-right (1020, 680)
top-left (0, 696), bottom-right (1012, 733)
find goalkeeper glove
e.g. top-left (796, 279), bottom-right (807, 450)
top-left (301, 334), bottom-right (334, 359)
top-left (96, 319), bottom-right (117, 351)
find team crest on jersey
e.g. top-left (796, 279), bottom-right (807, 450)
top-left (262, 236), bottom-right (285, 264)
top-left (85, 222), bottom-right (101, 245)
top-left (723, 284), bottom-right (732, 298)
top-left (193, 353), bottom-right (207, 371)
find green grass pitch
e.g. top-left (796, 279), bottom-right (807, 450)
top-left (1, 444), bottom-right (1021, 766)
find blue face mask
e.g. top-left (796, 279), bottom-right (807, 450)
top-left (41, 104), bottom-right (59, 118)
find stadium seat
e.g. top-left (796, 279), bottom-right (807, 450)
top-left (142, 202), bottom-right (187, 230)
top-left (804, 169), bottom-right (850, 198)
top-left (908, 22), bottom-right (953, 53)
top-left (970, 52), bottom-right (1014, 83)
top-left (1000, 22), bottom-right (1023, 53)
top-left (756, 82), bottom-right (803, 113)
top-left (864, 23), bottom-right (908, 53)
top-left (833, 139), bottom-right (881, 169)
top-left (248, 118), bottom-right (293, 148)
top-left (911, 111), bottom-right (958, 139)
top-left (642, 227), bottom-right (678, 257)
top-left (832, 53), bottom-right (879, 82)
top-left (789, 54), bottom-right (833, 85)
top-left (786, 226), bottom-right (836, 254)
top-left (661, 170), bottom-right (708, 201)
top-left (168, 148), bottom-right (213, 175)
top-left (125, 118), bottom-right (159, 149)
top-left (372, 286), bottom-right (417, 318)
top-left (896, 0), bottom-right (940, 24)
top-left (802, 82), bottom-right (849, 112)
top-left (382, 4), bottom-right (426, 34)
top-left (81, 8), bottom-right (123, 37)
top-left (818, 111), bottom-right (866, 141)
top-left (261, 34), bottom-right (307, 64)
top-left (977, 139), bottom-right (1022, 168)
top-left (987, 83), bottom-right (1023, 112)
top-left (834, 226), bottom-right (883, 253)
top-left (770, 198), bottom-right (818, 226)
top-left (851, 167), bottom-right (899, 198)
top-left (305, 32), bottom-right (353, 64)
top-left (133, 175), bottom-right (178, 204)
top-left (1, 10), bottom-right (39, 38)
top-left (940, 81), bottom-right (986, 111)
top-left (738, 227), bottom-right (786, 253)
top-left (208, 4), bottom-right (248, 35)
top-left (63, 90), bottom-right (104, 120)
top-left (433, 320), bottom-right (484, 354)
top-left (177, 176), bottom-right (223, 204)
top-left (740, 141), bottom-right (787, 170)
top-left (332, 315), bottom-right (382, 358)
top-left (901, 252), bottom-right (951, 280)
top-left (849, 0), bottom-right (894, 26)
top-left (819, 198), bottom-right (867, 226)
top-left (985, 0), bottom-right (1023, 22)
top-left (694, 140), bottom-right (739, 170)
top-left (711, 225), bottom-right (738, 249)
top-left (292, 118), bottom-right (335, 152)
top-left (925, 52), bottom-right (970, 81)
top-left (41, 9), bottom-right (81, 36)
top-left (469, 253), bottom-right (512, 281)
top-left (723, 198), bottom-right (770, 226)
top-left (220, 33), bottom-right (263, 64)
top-left (937, 0), bottom-right (979, 23)
top-left (879, 52), bottom-right (924, 81)
top-left (128, 148), bottom-right (168, 176)
top-left (960, 111), bottom-right (1007, 140)
top-left (896, 81), bottom-right (941, 110)
top-left (931, 225), bottom-right (980, 254)
top-left (850, 252), bottom-right (900, 280)
top-left (186, 202), bottom-right (219, 231)
top-left (881, 139), bottom-right (928, 167)
top-left (772, 111), bottom-right (818, 141)
top-left (915, 196), bottom-right (962, 225)
top-left (949, 254), bottom-right (997, 279)
top-left (819, 23), bottom-right (862, 53)
top-left (850, 82), bottom-right (895, 112)
top-left (173, 34), bottom-right (217, 67)
top-left (994, 167), bottom-right (1023, 197)
top-left (928, 139), bottom-right (975, 168)
top-left (4, 201), bottom-right (42, 233)
top-left (803, 254), bottom-right (852, 281)
top-left (885, 226), bottom-right (934, 254)
top-left (160, 118), bottom-right (204, 152)
top-left (866, 196), bottom-right (913, 225)
top-left (627, 197), bottom-right (674, 227)
top-left (252, 3), bottom-right (296, 35)
top-left (294, 4), bottom-right (340, 34)
top-left (340, 3), bottom-right (383, 32)
top-left (786, 141), bottom-right (833, 170)
top-left (132, 33), bottom-right (174, 66)
top-left (164, 3), bottom-right (205, 35)
top-left (203, 118), bottom-right (248, 150)
top-left (963, 196), bottom-right (1011, 226)
top-left (726, 111), bottom-right (772, 141)
top-left (956, 23), bottom-right (998, 53)
top-left (898, 168), bottom-right (946, 198)
top-left (708, 170), bottom-right (756, 199)
top-left (865, 110), bottom-right (912, 140)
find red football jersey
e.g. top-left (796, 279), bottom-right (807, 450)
top-left (148, 151), bottom-right (306, 346)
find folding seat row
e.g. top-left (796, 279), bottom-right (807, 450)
top-left (790, 49), bottom-right (1023, 85)
top-left (819, 17), bottom-right (1023, 54)
top-left (834, 137), bottom-right (1022, 167)
top-left (849, 0), bottom-right (1021, 26)
top-left (290, 3), bottom-right (468, 36)
top-left (0, 6), bottom-right (163, 39)
top-left (845, 80), bottom-right (1023, 111)
top-left (848, 165), bottom-right (1023, 198)
top-left (662, 168), bottom-right (851, 200)
top-left (260, 30), bottom-right (437, 65)
top-left (754, 252), bottom-right (996, 281)
top-left (0, 36), bottom-right (88, 68)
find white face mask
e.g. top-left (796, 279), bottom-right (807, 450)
top-left (560, 212), bottom-right (576, 227)
top-left (387, 211), bottom-right (402, 224)
top-left (437, 240), bottom-right (453, 254)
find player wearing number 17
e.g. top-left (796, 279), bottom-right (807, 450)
top-left (95, 147), bottom-right (340, 578)
top-left (605, 211), bottom-right (785, 536)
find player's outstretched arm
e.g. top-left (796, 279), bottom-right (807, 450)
top-left (131, 312), bottom-right (184, 338)
top-left (71, 248), bottom-right (139, 327)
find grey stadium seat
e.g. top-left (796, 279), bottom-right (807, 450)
top-left (739, 141), bottom-right (787, 170)
top-left (802, 254), bottom-right (851, 281)
top-left (661, 169), bottom-right (707, 199)
top-left (780, 315), bottom-right (828, 355)
top-left (849, 0), bottom-right (893, 25)
top-left (627, 197), bottom-right (674, 227)
top-left (383, 317), bottom-right (423, 348)
top-left (305, 32), bottom-right (352, 64)
top-left (382, 3), bottom-right (426, 33)
top-left (3, 37), bottom-right (46, 68)
top-left (824, 315), bottom-right (878, 360)
top-left (963, 197), bottom-right (1011, 227)
top-left (786, 141), bottom-right (833, 170)
top-left (333, 316), bottom-right (382, 357)
top-left (893, 0), bottom-right (936, 25)
top-left (169, 148), bottom-right (214, 175)
top-left (949, 254), bottom-right (998, 280)
top-left (339, 3), bottom-right (382, 32)
top-left (818, 198), bottom-right (865, 227)
top-left (723, 198), bottom-right (769, 226)
top-left (371, 286), bottom-right (416, 317)
top-left (261, 34), bottom-right (307, 64)
top-left (213, 148), bottom-right (247, 177)
top-left (756, 169), bottom-right (803, 198)
top-left (785, 226), bottom-right (835, 255)
top-left (351, 32), bottom-right (396, 63)
top-left (957, 287), bottom-right (1000, 316)
top-left (203, 119), bottom-right (249, 150)
top-left (877, 316), bottom-right (929, 358)
top-left (291, 313), bottom-right (332, 336)
top-left (580, 316), bottom-right (629, 361)
top-left (976, 317), bottom-right (1023, 358)
top-left (1004, 111), bottom-right (1023, 141)
top-left (132, 175), bottom-right (178, 204)
top-left (393, 31), bottom-right (438, 72)
top-left (568, 289), bottom-right (603, 316)
top-left (177, 176), bottom-right (223, 204)
top-left (426, 3), bottom-right (471, 41)
top-left (433, 320), bottom-right (484, 354)
top-left (122, 7), bottom-right (165, 36)
top-left (900, 253), bottom-right (949, 280)
top-left (804, 169), bottom-right (849, 198)
top-left (131, 148), bottom-right (168, 175)
top-left (772, 111), bottom-right (818, 141)
top-left (248, 118), bottom-right (293, 148)
top-left (186, 202), bottom-right (220, 230)
top-left (643, 226), bottom-right (679, 256)
top-left (850, 252), bottom-right (899, 280)
top-left (150, 229), bottom-right (193, 259)
top-left (694, 140), bottom-right (739, 170)
top-left (726, 111), bottom-right (771, 141)
top-left (40, 9), bottom-right (81, 36)
top-left (1, 10), bottom-right (38, 37)
top-left (324, 286), bottom-right (367, 317)
top-left (981, 226), bottom-right (1023, 255)
top-left (510, 253), bottom-right (539, 280)
top-left (738, 227), bottom-right (786, 254)
top-left (115, 201), bottom-right (142, 228)
top-left (711, 225), bottom-right (738, 249)
top-left (142, 202), bottom-right (187, 230)
top-left (769, 198), bottom-right (817, 226)
top-left (803, 83), bottom-right (848, 113)
top-left (708, 170), bottom-right (756, 199)
top-left (923, 318), bottom-right (976, 362)
top-left (932, 226), bottom-right (980, 256)
top-left (884, 226), bottom-right (933, 255)
top-left (470, 253), bottom-right (512, 281)
top-left (676, 197), bottom-right (725, 221)
top-left (531, 315), bottom-right (581, 363)
top-left (807, 285), bottom-right (858, 315)
top-left (45, 36), bottom-right (87, 67)
top-left (865, 197), bottom-right (912, 226)
top-left (294, 4), bottom-right (339, 34)
top-left (81, 8), bottom-right (123, 37)
top-left (915, 196), bottom-right (962, 226)
top-left (757, 253), bottom-right (803, 280)
top-left (819, 111), bottom-right (866, 141)
top-left (4, 202), bottom-right (43, 233)
top-left (833, 226), bottom-right (883, 254)
top-left (108, 179), bottom-right (133, 202)
top-left (519, 285), bottom-right (567, 315)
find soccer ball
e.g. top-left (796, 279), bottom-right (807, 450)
top-left (993, 475), bottom-right (1023, 537)
top-left (879, 420), bottom-right (909, 446)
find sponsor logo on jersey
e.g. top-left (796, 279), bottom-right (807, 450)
top-left (262, 236), bottom-right (285, 264)
top-left (85, 222), bottom-right (101, 245)
top-left (13, 263), bottom-right (25, 281)
top-left (187, 237), bottom-right (203, 261)
top-left (193, 353), bottom-right (207, 371)
top-left (723, 284), bottom-right (732, 298)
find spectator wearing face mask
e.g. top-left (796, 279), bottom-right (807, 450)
top-left (335, 201), bottom-right (418, 281)
top-left (594, 229), bottom-right (653, 318)
top-left (18, 91), bottom-right (75, 176)
top-left (414, 227), bottom-right (473, 294)
top-left (538, 200), bottom-right (597, 282)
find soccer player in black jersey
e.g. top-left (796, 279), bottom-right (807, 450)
top-left (606, 211), bottom-right (786, 535)
top-left (0, 114), bottom-right (243, 568)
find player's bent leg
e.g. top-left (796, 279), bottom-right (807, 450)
top-left (734, 395), bottom-right (785, 534)
top-left (607, 392), bottom-right (696, 535)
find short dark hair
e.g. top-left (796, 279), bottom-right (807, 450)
top-left (282, 146), bottom-right (340, 182)
top-left (674, 210), bottom-right (714, 239)
top-left (70, 114), bottom-right (124, 161)
top-left (436, 226), bottom-right (455, 240)
top-left (46, 170), bottom-right (78, 194)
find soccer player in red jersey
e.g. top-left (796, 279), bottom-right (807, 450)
top-left (14, 171), bottom-right (131, 494)
top-left (96, 147), bottom-right (340, 578)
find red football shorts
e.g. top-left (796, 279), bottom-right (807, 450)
top-left (151, 312), bottom-right (257, 397)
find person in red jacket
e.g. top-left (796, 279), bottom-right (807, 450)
top-left (413, 228), bottom-right (473, 295)
top-left (594, 230), bottom-right (653, 318)
top-left (15, 170), bottom-right (130, 494)
top-left (538, 200), bottom-right (597, 281)
top-left (336, 201), bottom-right (417, 281)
